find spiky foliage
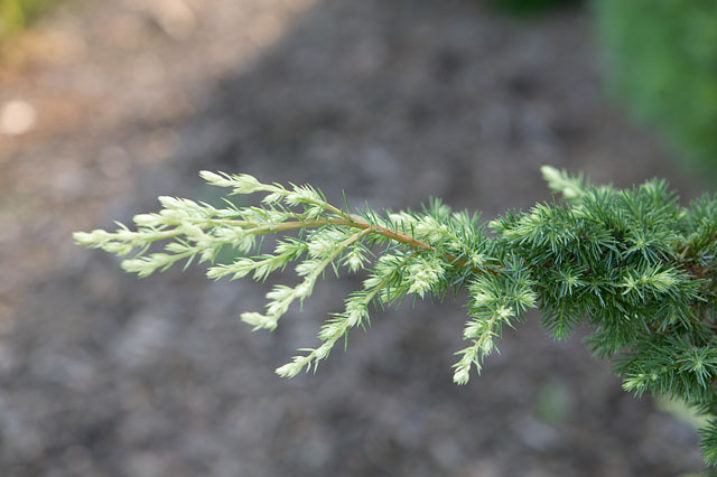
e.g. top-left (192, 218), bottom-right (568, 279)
top-left (75, 167), bottom-right (717, 465)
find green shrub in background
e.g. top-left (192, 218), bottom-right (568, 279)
top-left (489, 0), bottom-right (582, 15)
top-left (594, 0), bottom-right (717, 177)
top-left (0, 0), bottom-right (53, 40)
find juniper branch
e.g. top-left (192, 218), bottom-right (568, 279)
top-left (75, 166), bottom-right (717, 466)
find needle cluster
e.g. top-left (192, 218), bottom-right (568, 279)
top-left (75, 167), bottom-right (717, 464)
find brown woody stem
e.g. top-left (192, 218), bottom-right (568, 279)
top-left (211, 214), bottom-right (480, 273)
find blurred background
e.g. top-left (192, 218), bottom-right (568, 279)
top-left (1, 0), bottom-right (715, 475)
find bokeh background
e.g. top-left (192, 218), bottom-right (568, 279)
top-left (1, 0), bottom-right (715, 475)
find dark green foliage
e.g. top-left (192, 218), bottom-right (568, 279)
top-left (594, 0), bottom-right (717, 177)
top-left (503, 169), bottom-right (717, 464)
top-left (488, 0), bottom-right (582, 15)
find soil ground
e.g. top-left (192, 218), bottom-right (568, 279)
top-left (0, 0), bottom-right (712, 476)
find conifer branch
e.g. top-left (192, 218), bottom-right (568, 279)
top-left (75, 166), bottom-right (717, 466)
